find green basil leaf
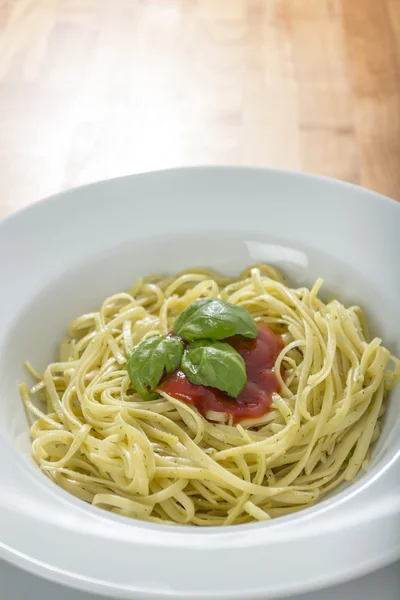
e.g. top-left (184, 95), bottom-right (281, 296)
top-left (181, 339), bottom-right (247, 398)
top-left (172, 298), bottom-right (258, 342)
top-left (126, 335), bottom-right (183, 400)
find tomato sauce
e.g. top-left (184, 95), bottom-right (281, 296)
top-left (160, 323), bottom-right (284, 423)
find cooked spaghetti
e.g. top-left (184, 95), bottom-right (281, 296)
top-left (20, 265), bottom-right (400, 525)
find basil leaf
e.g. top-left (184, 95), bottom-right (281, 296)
top-left (126, 335), bottom-right (183, 400)
top-left (181, 339), bottom-right (247, 399)
top-left (172, 298), bottom-right (258, 342)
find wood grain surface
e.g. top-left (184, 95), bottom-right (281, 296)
top-left (0, 0), bottom-right (399, 217)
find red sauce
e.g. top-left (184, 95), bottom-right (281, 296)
top-left (160, 323), bottom-right (284, 423)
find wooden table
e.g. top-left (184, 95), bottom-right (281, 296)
top-left (0, 0), bottom-right (399, 217)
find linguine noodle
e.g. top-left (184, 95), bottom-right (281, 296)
top-left (20, 265), bottom-right (400, 525)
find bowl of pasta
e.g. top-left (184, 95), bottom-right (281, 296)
top-left (0, 166), bottom-right (399, 599)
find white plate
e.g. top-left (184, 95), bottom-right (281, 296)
top-left (2, 558), bottom-right (400, 600)
top-left (0, 167), bottom-right (399, 599)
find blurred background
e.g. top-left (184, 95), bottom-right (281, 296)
top-left (0, 0), bottom-right (399, 218)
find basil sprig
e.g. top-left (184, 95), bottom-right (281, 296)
top-left (181, 340), bottom-right (246, 398)
top-left (126, 298), bottom-right (258, 401)
top-left (172, 298), bottom-right (258, 341)
top-left (126, 335), bottom-right (183, 400)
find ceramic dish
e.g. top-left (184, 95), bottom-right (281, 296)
top-left (0, 167), bottom-right (399, 599)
